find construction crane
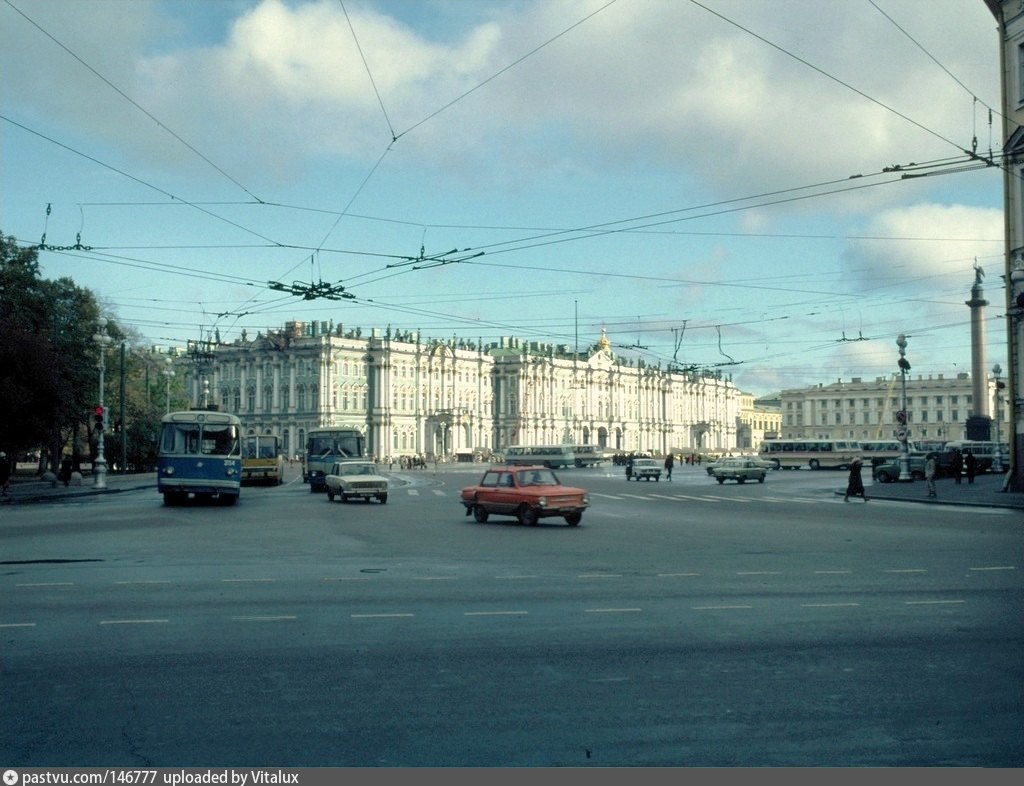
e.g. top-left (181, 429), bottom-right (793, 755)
top-left (875, 374), bottom-right (900, 439)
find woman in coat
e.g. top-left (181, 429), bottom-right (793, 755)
top-left (844, 458), bottom-right (868, 502)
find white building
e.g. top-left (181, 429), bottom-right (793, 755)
top-left (182, 320), bottom-right (742, 460)
top-left (778, 373), bottom-right (1007, 444)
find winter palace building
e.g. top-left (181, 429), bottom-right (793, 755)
top-left (182, 319), bottom-right (745, 461)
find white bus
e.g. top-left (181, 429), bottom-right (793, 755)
top-left (501, 445), bottom-right (576, 469)
top-left (859, 440), bottom-right (916, 465)
top-left (570, 444), bottom-right (607, 467)
top-left (758, 439), bottom-right (861, 470)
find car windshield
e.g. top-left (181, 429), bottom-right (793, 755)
top-left (517, 469), bottom-right (559, 486)
top-left (340, 463), bottom-right (376, 476)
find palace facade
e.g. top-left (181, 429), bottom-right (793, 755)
top-left (181, 320), bottom-right (742, 460)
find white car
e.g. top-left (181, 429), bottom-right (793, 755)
top-left (324, 461), bottom-right (389, 504)
top-left (629, 458), bottom-right (662, 481)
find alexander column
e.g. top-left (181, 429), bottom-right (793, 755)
top-left (965, 263), bottom-right (992, 440)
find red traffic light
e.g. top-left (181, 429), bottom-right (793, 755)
top-left (95, 405), bottom-right (104, 415)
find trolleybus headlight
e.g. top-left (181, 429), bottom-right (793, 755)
top-left (163, 467), bottom-right (174, 475)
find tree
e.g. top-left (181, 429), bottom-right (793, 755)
top-left (0, 232), bottom-right (103, 467)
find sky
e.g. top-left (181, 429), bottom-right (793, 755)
top-left (0, 0), bottom-right (1008, 398)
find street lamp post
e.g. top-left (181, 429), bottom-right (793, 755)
top-left (162, 357), bottom-right (175, 414)
top-left (993, 364), bottom-right (1003, 473)
top-left (93, 318), bottom-right (112, 489)
top-left (896, 334), bottom-right (912, 482)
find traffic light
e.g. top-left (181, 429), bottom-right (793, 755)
top-left (94, 405), bottom-right (105, 432)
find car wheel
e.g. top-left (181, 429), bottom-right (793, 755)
top-left (379, 493), bottom-right (388, 504)
top-left (738, 477), bottom-right (746, 483)
top-left (519, 505), bottom-right (539, 526)
top-left (341, 494), bottom-right (349, 503)
top-left (327, 489), bottom-right (335, 502)
top-left (474, 505), bottom-right (489, 523)
top-left (809, 459), bottom-right (820, 470)
top-left (758, 475), bottom-right (765, 483)
top-left (565, 512), bottom-right (581, 526)
top-left (716, 476), bottom-right (724, 484)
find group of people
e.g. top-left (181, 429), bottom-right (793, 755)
top-left (846, 447), bottom-right (980, 501)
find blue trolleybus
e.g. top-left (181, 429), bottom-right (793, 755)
top-left (158, 410), bottom-right (243, 505)
top-left (304, 426), bottom-right (366, 492)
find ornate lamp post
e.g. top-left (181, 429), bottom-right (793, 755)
top-left (93, 318), bottom-right (112, 489)
top-left (993, 364), bottom-right (1003, 472)
top-left (162, 356), bottom-right (175, 414)
top-left (896, 334), bottom-right (912, 482)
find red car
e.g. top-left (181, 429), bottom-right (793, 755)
top-left (460, 465), bottom-right (589, 526)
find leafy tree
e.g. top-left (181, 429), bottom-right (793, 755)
top-left (0, 232), bottom-right (102, 469)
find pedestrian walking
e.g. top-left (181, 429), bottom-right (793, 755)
top-left (59, 454), bottom-right (73, 488)
top-left (950, 449), bottom-right (963, 484)
top-left (625, 455), bottom-right (634, 481)
top-left (964, 450), bottom-right (977, 484)
top-left (844, 458), bottom-right (868, 502)
top-left (0, 452), bottom-right (11, 497)
top-left (925, 453), bottom-right (937, 498)
top-left (664, 453), bottom-right (674, 481)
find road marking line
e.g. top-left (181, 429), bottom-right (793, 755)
top-left (413, 576), bottom-right (457, 581)
top-left (231, 615), bottom-right (297, 621)
top-left (736, 571), bottom-right (782, 575)
top-left (99, 619), bottom-right (169, 625)
top-left (351, 613), bottom-right (415, 618)
top-left (884, 569), bottom-right (927, 574)
top-left (658, 572), bottom-right (702, 577)
top-left (619, 493), bottom-right (651, 500)
top-left (692, 605), bottom-right (753, 610)
top-left (801, 603), bottom-right (861, 608)
top-left (495, 575), bottom-right (538, 579)
top-left (591, 493), bottom-right (624, 499)
top-left (464, 611), bottom-right (528, 616)
top-left (585, 608), bottom-right (642, 613)
top-left (0, 622), bottom-right (37, 628)
top-left (407, 489), bottom-right (419, 496)
top-left (432, 490), bottom-right (446, 496)
top-left (577, 573), bottom-right (622, 579)
top-left (323, 577), bottom-right (370, 581)
top-left (16, 582), bottom-right (73, 587)
top-left (222, 578), bottom-right (275, 583)
top-left (115, 580), bottom-right (172, 585)
top-left (968, 566), bottom-right (1016, 571)
top-left (905, 600), bottom-right (966, 606)
top-left (815, 570), bottom-right (852, 574)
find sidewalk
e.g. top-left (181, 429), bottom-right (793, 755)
top-left (837, 471), bottom-right (1024, 510)
top-left (1, 469), bottom-right (156, 505)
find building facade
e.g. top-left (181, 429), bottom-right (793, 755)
top-left (182, 320), bottom-right (742, 461)
top-left (777, 373), bottom-right (1007, 444)
top-left (985, 0), bottom-right (1024, 491)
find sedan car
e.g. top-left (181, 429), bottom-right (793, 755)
top-left (629, 458), bottom-right (662, 481)
top-left (710, 457), bottom-right (767, 484)
top-left (460, 465), bottom-right (589, 526)
top-left (872, 453), bottom-right (928, 483)
top-left (324, 460), bottom-right (389, 503)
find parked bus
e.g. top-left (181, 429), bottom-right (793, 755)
top-left (757, 439), bottom-right (861, 470)
top-left (158, 410), bottom-right (242, 505)
top-left (305, 427), bottom-right (365, 492)
top-left (570, 444), bottom-right (608, 467)
top-left (943, 440), bottom-right (1010, 473)
top-left (241, 434), bottom-right (285, 486)
top-left (859, 439), bottom-right (916, 466)
top-left (501, 444), bottom-right (576, 469)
